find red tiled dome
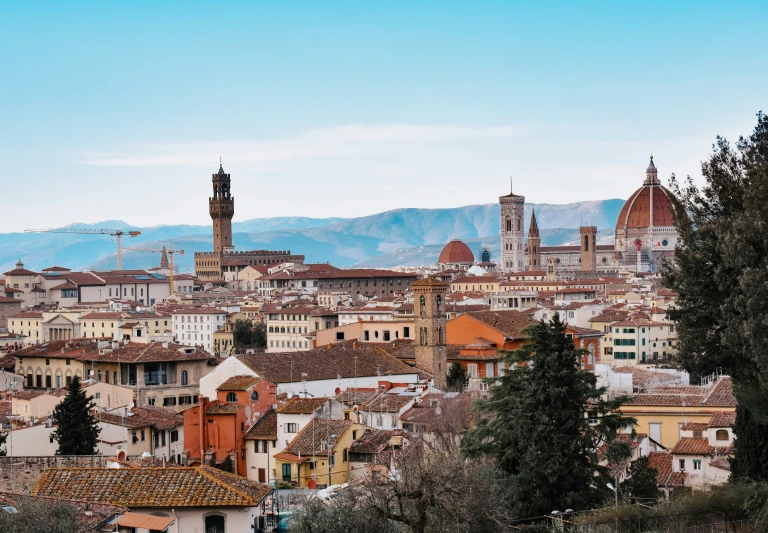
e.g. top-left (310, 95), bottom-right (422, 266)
top-left (438, 240), bottom-right (474, 264)
top-left (616, 157), bottom-right (676, 230)
top-left (616, 185), bottom-right (675, 230)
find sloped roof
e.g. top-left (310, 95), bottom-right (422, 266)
top-left (283, 419), bottom-right (353, 456)
top-left (671, 438), bottom-right (733, 456)
top-left (648, 452), bottom-right (686, 487)
top-left (277, 397), bottom-right (329, 414)
top-left (217, 375), bottom-right (260, 391)
top-left (458, 310), bottom-right (536, 340)
top-left (33, 467), bottom-right (272, 508)
top-left (349, 429), bottom-right (398, 455)
top-left (237, 341), bottom-right (419, 383)
top-left (708, 411), bottom-right (736, 428)
top-left (245, 409), bottom-right (277, 440)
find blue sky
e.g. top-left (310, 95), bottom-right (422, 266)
top-left (0, 1), bottom-right (765, 232)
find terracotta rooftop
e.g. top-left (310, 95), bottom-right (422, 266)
top-left (627, 376), bottom-right (735, 407)
top-left (671, 438), bottom-right (733, 456)
top-left (349, 428), bottom-right (400, 456)
top-left (244, 409), bottom-right (277, 440)
top-left (207, 403), bottom-right (244, 415)
top-left (648, 452), bottom-right (686, 487)
top-left (217, 375), bottom-right (260, 391)
top-left (98, 406), bottom-right (183, 431)
top-left (237, 341), bottom-right (420, 383)
top-left (277, 397), bottom-right (329, 414)
top-left (708, 411), bottom-right (736, 428)
top-left (283, 419), bottom-right (353, 457)
top-left (457, 310), bottom-right (537, 340)
top-left (32, 466), bottom-right (272, 508)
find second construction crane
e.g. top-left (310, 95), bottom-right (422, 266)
top-left (123, 245), bottom-right (184, 296)
top-left (24, 228), bottom-right (141, 270)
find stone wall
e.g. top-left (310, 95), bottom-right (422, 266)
top-left (0, 455), bottom-right (107, 494)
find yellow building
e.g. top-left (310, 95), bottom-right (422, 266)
top-left (7, 311), bottom-right (45, 345)
top-left (619, 376), bottom-right (736, 449)
top-left (449, 276), bottom-right (502, 294)
top-left (275, 419), bottom-right (364, 488)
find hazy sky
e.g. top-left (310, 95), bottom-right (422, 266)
top-left (1, 1), bottom-right (765, 232)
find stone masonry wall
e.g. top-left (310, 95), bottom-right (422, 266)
top-left (0, 455), bottom-right (107, 494)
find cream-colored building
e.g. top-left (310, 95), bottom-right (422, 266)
top-left (315, 320), bottom-right (414, 346)
top-left (172, 307), bottom-right (227, 353)
top-left (7, 311), bottom-right (45, 345)
top-left (265, 305), bottom-right (314, 352)
top-left (610, 318), bottom-right (678, 366)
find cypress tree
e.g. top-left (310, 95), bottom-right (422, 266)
top-left (461, 315), bottom-right (633, 519)
top-left (446, 360), bottom-right (467, 392)
top-left (663, 112), bottom-right (768, 481)
top-left (51, 376), bottom-right (101, 455)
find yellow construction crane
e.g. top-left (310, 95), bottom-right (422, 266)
top-left (24, 228), bottom-right (141, 270)
top-left (123, 245), bottom-right (184, 296)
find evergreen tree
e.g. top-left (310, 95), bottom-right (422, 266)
top-left (461, 315), bottom-right (633, 519)
top-left (446, 360), bottom-right (467, 392)
top-left (620, 456), bottom-right (660, 501)
top-left (0, 431), bottom-right (6, 456)
top-left (51, 376), bottom-right (100, 455)
top-left (663, 112), bottom-right (768, 480)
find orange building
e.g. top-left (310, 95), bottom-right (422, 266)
top-left (184, 375), bottom-right (277, 477)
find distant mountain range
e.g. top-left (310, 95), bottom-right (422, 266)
top-left (0, 199), bottom-right (624, 273)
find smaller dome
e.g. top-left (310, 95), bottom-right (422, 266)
top-left (438, 240), bottom-right (475, 265)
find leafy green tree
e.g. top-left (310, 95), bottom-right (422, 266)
top-left (233, 319), bottom-right (255, 346)
top-left (663, 112), bottom-right (768, 480)
top-left (462, 315), bottom-right (634, 520)
top-left (620, 456), bottom-right (660, 501)
top-left (252, 320), bottom-right (267, 350)
top-left (51, 376), bottom-right (100, 455)
top-left (446, 360), bottom-right (466, 392)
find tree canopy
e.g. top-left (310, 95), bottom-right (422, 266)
top-left (51, 376), bottom-right (101, 455)
top-left (461, 315), bottom-right (633, 519)
top-left (663, 112), bottom-right (768, 480)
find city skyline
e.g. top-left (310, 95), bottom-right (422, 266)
top-left (1, 1), bottom-right (766, 232)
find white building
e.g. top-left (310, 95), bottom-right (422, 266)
top-left (172, 307), bottom-right (227, 353)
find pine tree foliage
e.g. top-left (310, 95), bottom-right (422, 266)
top-left (51, 376), bottom-right (101, 455)
top-left (662, 112), bottom-right (768, 480)
top-left (461, 315), bottom-right (634, 519)
top-left (620, 456), bottom-right (660, 501)
top-left (446, 360), bottom-right (467, 392)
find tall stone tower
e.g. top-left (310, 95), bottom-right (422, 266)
top-left (500, 185), bottom-right (525, 273)
top-left (210, 163), bottom-right (235, 253)
top-left (412, 277), bottom-right (448, 390)
top-left (527, 208), bottom-right (541, 271)
top-left (580, 226), bottom-right (597, 272)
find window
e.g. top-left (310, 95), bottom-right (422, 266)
top-left (163, 397), bottom-right (177, 407)
top-left (256, 440), bottom-right (268, 453)
top-left (251, 391), bottom-right (259, 401)
top-left (403, 326), bottom-right (410, 338)
top-left (383, 330), bottom-right (391, 342)
top-left (181, 370), bottom-right (188, 386)
top-left (282, 463), bottom-right (291, 481)
top-left (336, 331), bottom-right (345, 341)
top-left (364, 330), bottom-right (370, 341)
top-left (330, 454), bottom-right (335, 467)
top-left (693, 460), bottom-right (702, 471)
top-left (343, 449), bottom-right (348, 462)
top-left (649, 423), bottom-right (661, 443)
top-left (170, 430), bottom-right (179, 443)
top-left (285, 423), bottom-right (299, 433)
top-left (226, 392), bottom-right (238, 403)
top-left (419, 295), bottom-right (426, 317)
top-left (716, 429), bottom-right (729, 441)
top-left (204, 515), bottom-right (225, 533)
top-left (679, 459), bottom-right (686, 471)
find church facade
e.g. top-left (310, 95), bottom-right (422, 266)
top-left (501, 157), bottom-right (679, 275)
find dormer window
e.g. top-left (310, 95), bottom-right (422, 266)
top-left (226, 392), bottom-right (238, 403)
top-left (715, 429), bottom-right (729, 441)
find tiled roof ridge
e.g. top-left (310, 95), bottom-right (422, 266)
top-left (196, 466), bottom-right (262, 505)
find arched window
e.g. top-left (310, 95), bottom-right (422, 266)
top-left (181, 370), bottom-right (188, 386)
top-left (435, 295), bottom-right (441, 315)
top-left (113, 371), bottom-right (118, 385)
top-left (301, 281), bottom-right (306, 288)
top-left (226, 392), bottom-right (238, 403)
top-left (97, 370), bottom-right (103, 382)
top-left (104, 372), bottom-right (109, 384)
top-left (251, 391), bottom-right (259, 401)
top-left (436, 326), bottom-right (442, 345)
top-left (716, 430), bottom-right (729, 441)
top-left (419, 295), bottom-right (426, 317)
top-left (584, 235), bottom-right (589, 252)
top-left (420, 327), bottom-right (426, 346)
top-left (505, 218), bottom-right (511, 232)
top-left (517, 216), bottom-right (522, 232)
top-left (204, 514), bottom-right (226, 533)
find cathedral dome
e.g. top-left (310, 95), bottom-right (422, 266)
top-left (438, 240), bottom-right (475, 265)
top-left (615, 156), bottom-right (676, 231)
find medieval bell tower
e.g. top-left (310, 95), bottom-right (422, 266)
top-left (413, 277), bottom-right (449, 390)
top-left (500, 186), bottom-right (525, 273)
top-left (210, 163), bottom-right (235, 253)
